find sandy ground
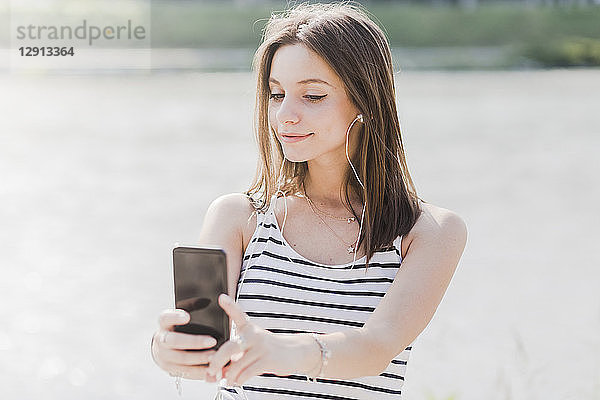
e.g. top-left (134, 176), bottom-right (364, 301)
top-left (0, 69), bottom-right (599, 400)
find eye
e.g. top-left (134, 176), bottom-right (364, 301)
top-left (305, 95), bottom-right (327, 102)
top-left (269, 93), bottom-right (284, 101)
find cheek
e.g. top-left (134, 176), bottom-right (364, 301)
top-left (314, 113), bottom-right (348, 141)
top-left (268, 104), bottom-right (279, 127)
top-left (312, 100), bottom-right (351, 132)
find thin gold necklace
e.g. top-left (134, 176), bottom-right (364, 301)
top-left (303, 190), bottom-right (359, 254)
top-left (305, 195), bottom-right (357, 224)
top-left (301, 184), bottom-right (356, 224)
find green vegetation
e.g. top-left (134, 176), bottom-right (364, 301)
top-left (150, 2), bottom-right (270, 48)
top-left (368, 4), bottom-right (600, 48)
top-left (522, 36), bottom-right (600, 67)
top-left (149, 2), bottom-right (600, 48)
top-left (149, 2), bottom-right (600, 67)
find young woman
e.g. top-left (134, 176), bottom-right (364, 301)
top-left (151, 3), bottom-right (467, 399)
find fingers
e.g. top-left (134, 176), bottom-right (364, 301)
top-left (218, 294), bottom-right (250, 328)
top-left (160, 348), bottom-right (217, 366)
top-left (235, 358), bottom-right (266, 387)
top-left (153, 308), bottom-right (219, 380)
top-left (154, 298), bottom-right (255, 383)
top-left (225, 347), bottom-right (263, 386)
top-left (158, 309), bottom-right (189, 330)
top-left (205, 338), bottom-right (245, 378)
top-left (154, 329), bottom-right (217, 364)
top-left (206, 297), bottom-right (269, 384)
top-left (160, 331), bottom-right (217, 350)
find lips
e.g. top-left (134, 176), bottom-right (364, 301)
top-left (280, 132), bottom-right (313, 137)
top-left (279, 132), bottom-right (314, 143)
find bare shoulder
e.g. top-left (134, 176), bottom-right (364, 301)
top-left (402, 201), bottom-right (468, 258)
top-left (199, 193), bottom-right (257, 249)
top-left (416, 201), bottom-right (467, 237)
top-left (207, 193), bottom-right (256, 220)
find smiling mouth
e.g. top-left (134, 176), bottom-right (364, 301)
top-left (279, 133), bottom-right (314, 143)
top-left (281, 133), bottom-right (314, 138)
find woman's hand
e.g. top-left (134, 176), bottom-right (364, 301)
top-left (205, 294), bottom-right (313, 386)
top-left (151, 309), bottom-right (218, 380)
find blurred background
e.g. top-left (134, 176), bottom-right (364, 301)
top-left (147, 0), bottom-right (600, 71)
top-left (0, 1), bottom-right (599, 399)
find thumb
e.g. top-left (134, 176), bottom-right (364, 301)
top-left (218, 294), bottom-right (249, 328)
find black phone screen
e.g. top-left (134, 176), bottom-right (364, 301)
top-left (172, 247), bottom-right (229, 347)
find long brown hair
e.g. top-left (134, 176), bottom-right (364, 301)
top-left (245, 2), bottom-right (422, 266)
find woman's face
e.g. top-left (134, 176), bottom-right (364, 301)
top-left (268, 43), bottom-right (361, 164)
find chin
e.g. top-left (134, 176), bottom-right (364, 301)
top-left (283, 153), bottom-right (310, 163)
top-left (281, 148), bottom-right (314, 163)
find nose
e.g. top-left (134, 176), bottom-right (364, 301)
top-left (276, 96), bottom-right (300, 125)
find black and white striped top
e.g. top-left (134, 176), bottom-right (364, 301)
top-left (217, 197), bottom-right (415, 400)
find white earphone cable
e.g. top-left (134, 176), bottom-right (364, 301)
top-left (345, 114), bottom-right (366, 269)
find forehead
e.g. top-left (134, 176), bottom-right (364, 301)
top-left (269, 43), bottom-right (341, 89)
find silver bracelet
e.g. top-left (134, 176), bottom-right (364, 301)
top-left (306, 333), bottom-right (331, 382)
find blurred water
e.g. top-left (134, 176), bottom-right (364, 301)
top-left (0, 69), bottom-right (599, 400)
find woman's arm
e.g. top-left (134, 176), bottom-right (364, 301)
top-left (302, 205), bottom-right (468, 379)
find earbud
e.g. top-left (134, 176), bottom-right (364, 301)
top-left (356, 114), bottom-right (364, 123)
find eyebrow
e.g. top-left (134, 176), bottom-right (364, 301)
top-left (269, 77), bottom-right (334, 88)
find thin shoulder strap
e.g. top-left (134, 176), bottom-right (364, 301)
top-left (236, 196), bottom-right (274, 303)
top-left (392, 235), bottom-right (404, 260)
top-left (255, 207), bottom-right (267, 226)
top-left (243, 193), bottom-right (268, 228)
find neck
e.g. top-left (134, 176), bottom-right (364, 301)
top-left (303, 158), bottom-right (361, 210)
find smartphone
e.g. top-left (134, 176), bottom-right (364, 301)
top-left (172, 246), bottom-right (230, 349)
